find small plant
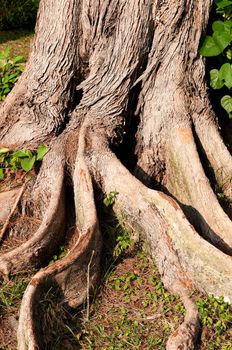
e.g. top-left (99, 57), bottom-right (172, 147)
top-left (103, 191), bottom-right (119, 207)
top-left (0, 145), bottom-right (49, 179)
top-left (199, 0), bottom-right (232, 118)
top-left (49, 245), bottom-right (67, 265)
top-left (0, 278), bottom-right (27, 309)
top-left (113, 225), bottom-right (132, 257)
top-left (0, 47), bottom-right (26, 101)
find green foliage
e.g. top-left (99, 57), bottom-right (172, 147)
top-left (0, 279), bottom-right (27, 308)
top-left (196, 294), bottom-right (232, 349)
top-left (113, 226), bottom-right (132, 257)
top-left (0, 145), bottom-right (49, 178)
top-left (49, 246), bottom-right (67, 265)
top-left (0, 47), bottom-right (26, 101)
top-left (0, 0), bottom-right (39, 30)
top-left (200, 0), bottom-right (232, 118)
top-left (103, 191), bottom-right (119, 207)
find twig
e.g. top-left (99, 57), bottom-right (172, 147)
top-left (0, 179), bottom-right (28, 242)
top-left (86, 250), bottom-right (95, 321)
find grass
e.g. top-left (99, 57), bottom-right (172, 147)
top-left (0, 275), bottom-right (30, 349)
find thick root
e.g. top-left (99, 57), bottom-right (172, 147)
top-left (94, 144), bottom-right (232, 299)
top-left (193, 113), bottom-right (232, 199)
top-left (166, 289), bottom-right (200, 350)
top-left (166, 126), bottom-right (232, 254)
top-left (0, 188), bottom-right (20, 222)
top-left (0, 142), bottom-right (66, 276)
top-left (87, 139), bottom-right (232, 348)
top-left (17, 142), bottom-right (102, 349)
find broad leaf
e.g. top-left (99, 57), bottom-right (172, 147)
top-left (215, 0), bottom-right (232, 9)
top-left (213, 31), bottom-right (232, 52)
top-left (21, 156), bottom-right (36, 172)
top-left (221, 95), bottom-right (232, 113)
top-left (219, 63), bottom-right (232, 88)
top-left (210, 69), bottom-right (224, 89)
top-left (0, 168), bottom-right (4, 179)
top-left (13, 149), bottom-right (32, 158)
top-left (199, 31), bottom-right (231, 56)
top-left (36, 145), bottom-right (49, 161)
top-left (212, 21), bottom-right (226, 32)
top-left (212, 20), bottom-right (232, 33)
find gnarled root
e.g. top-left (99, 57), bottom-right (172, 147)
top-left (0, 141), bottom-right (66, 277)
top-left (166, 289), bottom-right (200, 350)
top-left (17, 141), bottom-right (102, 349)
top-left (88, 140), bottom-right (232, 348)
top-left (166, 126), bottom-right (232, 254)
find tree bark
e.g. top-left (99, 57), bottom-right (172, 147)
top-left (0, 0), bottom-right (232, 349)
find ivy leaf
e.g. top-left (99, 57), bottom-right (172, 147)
top-left (36, 145), bottom-right (49, 161)
top-left (0, 168), bottom-right (4, 179)
top-left (213, 20), bottom-right (232, 33)
top-left (213, 31), bottom-right (232, 52)
top-left (200, 31), bottom-right (231, 57)
top-left (210, 69), bottom-right (224, 89)
top-left (219, 63), bottom-right (232, 88)
top-left (221, 95), bottom-right (232, 113)
top-left (21, 156), bottom-right (36, 172)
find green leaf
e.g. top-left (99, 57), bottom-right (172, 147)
top-left (219, 63), bottom-right (232, 88)
top-left (199, 31), bottom-right (232, 56)
top-left (0, 168), bottom-right (4, 179)
top-left (213, 31), bottom-right (232, 52)
top-left (0, 148), bottom-right (9, 154)
top-left (36, 145), bottom-right (49, 161)
top-left (13, 56), bottom-right (26, 64)
top-left (221, 95), bottom-right (232, 113)
top-left (210, 69), bottom-right (224, 89)
top-left (13, 149), bottom-right (32, 158)
top-left (212, 20), bottom-right (226, 32)
top-left (20, 156), bottom-right (36, 172)
top-left (215, 0), bottom-right (232, 9)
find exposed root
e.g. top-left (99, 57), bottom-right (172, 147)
top-left (166, 126), bottom-right (232, 254)
top-left (89, 138), bottom-right (232, 306)
top-left (0, 180), bottom-right (28, 242)
top-left (0, 188), bottom-right (20, 222)
top-left (166, 288), bottom-right (200, 350)
top-left (17, 142), bottom-right (102, 349)
top-left (0, 142), bottom-right (66, 276)
top-left (193, 113), bottom-right (232, 199)
top-left (86, 141), bottom-right (232, 348)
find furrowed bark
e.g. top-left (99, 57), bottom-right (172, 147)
top-left (0, 0), bottom-right (80, 147)
top-left (134, 0), bottom-right (232, 251)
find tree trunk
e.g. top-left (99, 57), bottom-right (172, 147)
top-left (0, 0), bottom-right (232, 349)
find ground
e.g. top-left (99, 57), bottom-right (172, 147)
top-left (0, 30), bottom-right (232, 350)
